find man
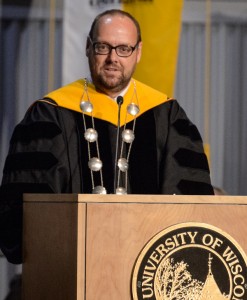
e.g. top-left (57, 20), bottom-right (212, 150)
top-left (0, 9), bottom-right (214, 264)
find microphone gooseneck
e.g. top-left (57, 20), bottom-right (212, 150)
top-left (114, 96), bottom-right (124, 193)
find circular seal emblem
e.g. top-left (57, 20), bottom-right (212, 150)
top-left (132, 222), bottom-right (247, 300)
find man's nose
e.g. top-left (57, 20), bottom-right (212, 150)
top-left (106, 48), bottom-right (119, 61)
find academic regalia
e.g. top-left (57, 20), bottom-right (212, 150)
top-left (0, 78), bottom-right (214, 263)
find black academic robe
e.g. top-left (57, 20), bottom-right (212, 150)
top-left (0, 98), bottom-right (213, 264)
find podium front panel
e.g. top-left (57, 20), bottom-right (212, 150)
top-left (22, 194), bottom-right (247, 300)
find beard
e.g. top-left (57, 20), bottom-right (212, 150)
top-left (89, 60), bottom-right (136, 95)
top-left (96, 72), bottom-right (128, 92)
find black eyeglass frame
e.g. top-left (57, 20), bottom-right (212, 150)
top-left (88, 36), bottom-right (139, 57)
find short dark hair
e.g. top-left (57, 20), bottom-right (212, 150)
top-left (88, 9), bottom-right (142, 43)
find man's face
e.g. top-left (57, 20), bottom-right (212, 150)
top-left (87, 14), bottom-right (142, 97)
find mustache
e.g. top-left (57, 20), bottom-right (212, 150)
top-left (103, 63), bottom-right (122, 70)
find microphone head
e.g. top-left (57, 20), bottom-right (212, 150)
top-left (116, 96), bottom-right (124, 105)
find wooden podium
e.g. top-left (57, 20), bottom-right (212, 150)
top-left (22, 194), bottom-right (247, 300)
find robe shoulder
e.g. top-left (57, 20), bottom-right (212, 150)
top-left (44, 78), bottom-right (170, 126)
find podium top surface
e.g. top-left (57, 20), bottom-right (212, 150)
top-left (23, 194), bottom-right (247, 205)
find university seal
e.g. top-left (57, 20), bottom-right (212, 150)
top-left (132, 222), bottom-right (247, 300)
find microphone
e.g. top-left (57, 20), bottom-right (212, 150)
top-left (114, 96), bottom-right (124, 193)
top-left (116, 95), bottom-right (123, 106)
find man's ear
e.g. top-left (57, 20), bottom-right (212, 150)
top-left (136, 41), bottom-right (143, 63)
top-left (86, 38), bottom-right (90, 57)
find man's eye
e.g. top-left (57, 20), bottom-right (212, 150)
top-left (118, 46), bottom-right (131, 52)
top-left (97, 44), bottom-right (108, 50)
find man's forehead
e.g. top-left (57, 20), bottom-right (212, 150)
top-left (95, 14), bottom-right (136, 32)
top-left (93, 15), bottom-right (138, 41)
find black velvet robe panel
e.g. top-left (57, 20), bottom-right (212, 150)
top-left (0, 99), bottom-right (213, 263)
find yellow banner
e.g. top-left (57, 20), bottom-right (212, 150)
top-left (123, 1), bottom-right (184, 97)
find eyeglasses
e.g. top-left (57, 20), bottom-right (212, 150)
top-left (89, 37), bottom-right (139, 57)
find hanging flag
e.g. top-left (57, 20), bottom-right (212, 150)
top-left (63, 0), bottom-right (184, 97)
top-left (123, 1), bottom-right (184, 97)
